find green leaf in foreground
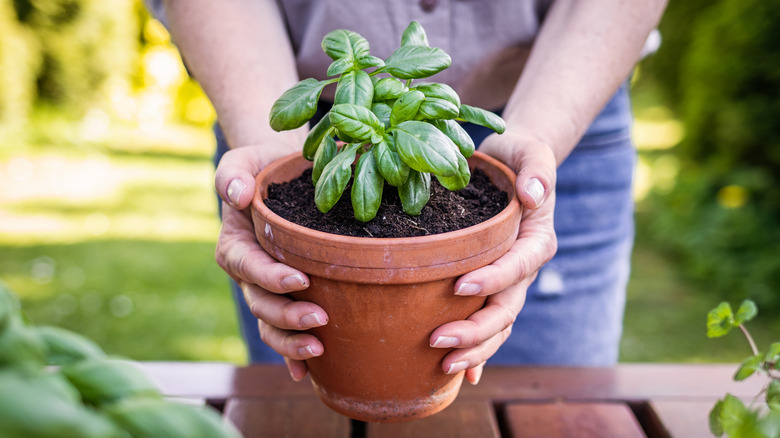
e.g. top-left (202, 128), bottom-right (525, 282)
top-left (302, 115), bottom-right (333, 161)
top-left (435, 151), bottom-right (470, 191)
top-left (458, 104), bottom-right (506, 134)
top-left (400, 21), bottom-right (429, 47)
top-left (312, 135), bottom-right (338, 185)
top-left (334, 70), bottom-right (374, 108)
top-left (710, 399), bottom-right (725, 437)
top-left (61, 359), bottom-right (160, 406)
top-left (106, 397), bottom-right (242, 438)
top-left (329, 104), bottom-right (383, 142)
top-left (351, 151), bottom-right (384, 222)
top-left (37, 326), bottom-right (106, 366)
top-left (768, 380), bottom-right (780, 411)
top-left (707, 302), bottom-right (735, 338)
top-left (733, 354), bottom-right (762, 381)
top-left (374, 138), bottom-right (409, 187)
top-left (315, 144), bottom-right (359, 213)
top-left (398, 170), bottom-right (431, 216)
top-left (431, 119), bottom-right (475, 158)
top-left (322, 29), bottom-right (370, 62)
top-left (393, 121), bottom-right (459, 176)
top-left (269, 78), bottom-right (326, 131)
top-left (381, 45), bottom-right (451, 79)
top-left (390, 90), bottom-right (425, 126)
top-left (735, 299), bottom-right (758, 325)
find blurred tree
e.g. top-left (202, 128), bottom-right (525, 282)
top-left (641, 0), bottom-right (780, 311)
top-left (0, 0), bottom-right (137, 125)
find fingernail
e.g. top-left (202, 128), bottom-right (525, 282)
top-left (470, 366), bottom-right (484, 385)
top-left (446, 361), bottom-right (470, 375)
top-left (281, 274), bottom-right (307, 291)
top-left (431, 336), bottom-right (460, 348)
top-left (297, 345), bottom-right (316, 358)
top-left (300, 312), bottom-right (325, 328)
top-left (523, 177), bottom-right (545, 208)
top-left (227, 179), bottom-right (247, 208)
top-left (455, 282), bottom-right (482, 296)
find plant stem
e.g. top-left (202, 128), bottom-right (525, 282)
top-left (739, 324), bottom-right (760, 356)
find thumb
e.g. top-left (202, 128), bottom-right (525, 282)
top-left (513, 141), bottom-right (557, 211)
top-left (215, 147), bottom-right (264, 210)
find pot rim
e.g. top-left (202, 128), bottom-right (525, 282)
top-left (252, 151), bottom-right (520, 247)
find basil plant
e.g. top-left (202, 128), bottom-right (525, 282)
top-left (269, 22), bottom-right (505, 222)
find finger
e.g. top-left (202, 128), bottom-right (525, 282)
top-left (431, 282), bottom-right (527, 349)
top-left (241, 282), bottom-right (328, 331)
top-left (257, 319), bottom-right (324, 362)
top-left (441, 325), bottom-right (512, 376)
top-left (465, 362), bottom-right (486, 385)
top-left (455, 197), bottom-right (557, 296)
top-left (284, 356), bottom-right (309, 382)
top-left (216, 206), bottom-right (310, 293)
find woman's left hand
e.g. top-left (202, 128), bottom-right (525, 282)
top-left (429, 130), bottom-right (559, 384)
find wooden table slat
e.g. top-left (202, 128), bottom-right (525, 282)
top-left (646, 400), bottom-right (717, 438)
top-left (366, 399), bottom-right (500, 438)
top-left (223, 397), bottom-right (351, 438)
top-left (504, 402), bottom-right (646, 438)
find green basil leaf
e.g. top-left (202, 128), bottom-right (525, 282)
top-left (315, 144), bottom-right (359, 213)
top-left (431, 119), bottom-right (475, 157)
top-left (329, 104), bottom-right (383, 142)
top-left (735, 299), bottom-right (758, 325)
top-left (356, 55), bottom-right (385, 70)
top-left (351, 151), bottom-right (384, 222)
top-left (401, 21), bottom-right (429, 47)
top-left (398, 170), bottom-right (431, 216)
top-left (435, 151), bottom-right (470, 191)
top-left (326, 57), bottom-right (354, 77)
top-left (417, 98), bottom-right (460, 120)
top-left (62, 359), bottom-right (161, 406)
top-left (374, 138), bottom-right (409, 187)
top-left (733, 354), bottom-right (762, 381)
top-left (334, 70), bottom-right (374, 108)
top-left (765, 342), bottom-right (780, 363)
top-left (767, 380), bottom-right (780, 411)
top-left (458, 104), bottom-right (506, 134)
top-left (709, 399), bottom-right (724, 437)
top-left (303, 115), bottom-right (333, 160)
top-left (381, 45), bottom-right (451, 79)
top-left (718, 394), bottom-right (760, 438)
top-left (412, 82), bottom-right (461, 107)
top-left (373, 77), bottom-right (406, 101)
top-left (37, 326), bottom-right (106, 366)
top-left (312, 135), bottom-right (338, 185)
top-left (372, 102), bottom-right (392, 129)
top-left (269, 78), bottom-right (326, 131)
top-left (390, 90), bottom-right (425, 126)
top-left (321, 29), bottom-right (370, 62)
top-left (707, 302), bottom-right (735, 338)
top-left (393, 120), bottom-right (459, 176)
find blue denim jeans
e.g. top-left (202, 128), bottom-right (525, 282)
top-left (214, 83), bottom-right (635, 365)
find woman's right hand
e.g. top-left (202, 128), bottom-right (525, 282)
top-left (214, 145), bottom-right (328, 381)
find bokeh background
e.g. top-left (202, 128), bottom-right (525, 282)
top-left (1, 0), bottom-right (777, 365)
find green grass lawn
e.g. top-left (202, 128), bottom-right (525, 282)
top-left (1, 116), bottom-right (775, 365)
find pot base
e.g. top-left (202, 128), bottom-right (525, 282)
top-left (311, 372), bottom-right (465, 423)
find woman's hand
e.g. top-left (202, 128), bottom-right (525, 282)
top-left (429, 130), bottom-right (559, 384)
top-left (214, 145), bottom-right (328, 382)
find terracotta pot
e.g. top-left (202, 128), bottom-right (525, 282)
top-left (251, 151), bottom-right (521, 423)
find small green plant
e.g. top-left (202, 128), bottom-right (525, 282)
top-left (268, 21), bottom-right (505, 222)
top-left (707, 299), bottom-right (780, 437)
top-left (0, 282), bottom-right (241, 438)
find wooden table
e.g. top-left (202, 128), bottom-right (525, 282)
top-left (139, 362), bottom-right (764, 438)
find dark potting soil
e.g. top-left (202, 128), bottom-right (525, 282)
top-left (264, 168), bottom-right (509, 238)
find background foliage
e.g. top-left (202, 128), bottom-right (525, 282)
top-left (0, 0), bottom-right (777, 364)
top-left (639, 0), bottom-right (780, 313)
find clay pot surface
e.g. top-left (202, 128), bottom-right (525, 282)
top-left (251, 151), bottom-right (521, 422)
